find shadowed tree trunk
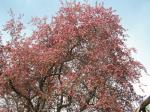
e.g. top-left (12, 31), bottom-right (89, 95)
top-left (135, 96), bottom-right (150, 112)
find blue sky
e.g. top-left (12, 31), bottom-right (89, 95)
top-left (0, 0), bottom-right (150, 97)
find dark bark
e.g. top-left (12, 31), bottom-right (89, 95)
top-left (139, 96), bottom-right (150, 112)
top-left (57, 93), bottom-right (72, 112)
top-left (8, 79), bottom-right (35, 112)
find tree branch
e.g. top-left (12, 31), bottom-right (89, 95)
top-left (139, 96), bottom-right (150, 112)
top-left (8, 79), bottom-right (35, 111)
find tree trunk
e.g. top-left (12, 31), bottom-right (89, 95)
top-left (134, 96), bottom-right (150, 112)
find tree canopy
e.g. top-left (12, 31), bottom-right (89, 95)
top-left (0, 1), bottom-right (145, 112)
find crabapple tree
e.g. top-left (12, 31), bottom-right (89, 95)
top-left (0, 1), bottom-right (145, 112)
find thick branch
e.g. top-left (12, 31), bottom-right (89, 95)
top-left (139, 96), bottom-right (150, 112)
top-left (80, 84), bottom-right (97, 112)
top-left (8, 79), bottom-right (35, 111)
top-left (57, 93), bottom-right (72, 112)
